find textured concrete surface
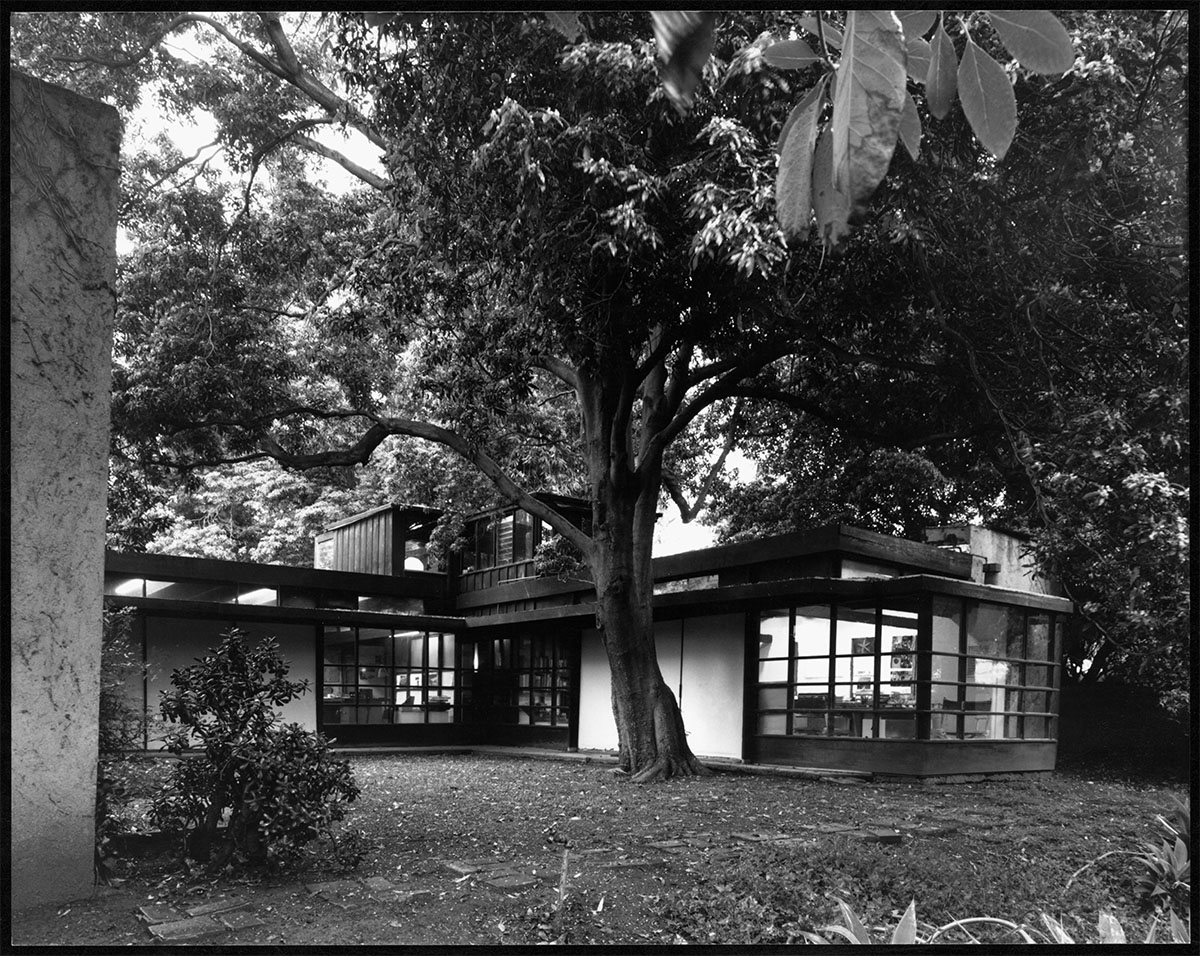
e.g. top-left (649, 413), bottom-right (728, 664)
top-left (9, 70), bottom-right (120, 910)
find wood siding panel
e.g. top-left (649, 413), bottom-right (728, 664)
top-left (750, 737), bottom-right (1056, 776)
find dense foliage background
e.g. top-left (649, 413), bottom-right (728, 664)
top-left (10, 10), bottom-right (1188, 722)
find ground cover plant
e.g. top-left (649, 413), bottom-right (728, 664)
top-left (12, 753), bottom-right (1189, 946)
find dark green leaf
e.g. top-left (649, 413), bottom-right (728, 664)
top-left (762, 38), bottom-right (819, 71)
top-left (828, 10), bottom-right (906, 208)
top-left (958, 38), bottom-right (1017, 159)
top-left (544, 12), bottom-right (582, 42)
top-left (776, 73), bottom-right (828, 151)
top-left (899, 91), bottom-right (921, 160)
top-left (811, 128), bottom-right (850, 251)
top-left (775, 76), bottom-right (829, 240)
top-left (891, 901), bottom-right (918, 944)
top-left (906, 37), bottom-right (932, 85)
top-left (797, 16), bottom-right (843, 51)
top-left (897, 11), bottom-right (936, 39)
top-left (926, 20), bottom-right (958, 120)
top-left (987, 10), bottom-right (1074, 75)
top-left (651, 10), bottom-right (718, 114)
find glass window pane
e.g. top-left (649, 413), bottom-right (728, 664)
top-left (358, 704), bottom-right (390, 724)
top-left (278, 588), bottom-right (317, 608)
top-left (758, 713), bottom-right (786, 734)
top-left (794, 657), bottom-right (829, 684)
top-left (967, 657), bottom-right (1012, 686)
top-left (1025, 664), bottom-right (1052, 687)
top-left (106, 575), bottom-right (145, 597)
top-left (832, 656), bottom-right (854, 685)
top-left (881, 715), bottom-right (916, 738)
top-left (792, 687), bottom-right (829, 711)
top-left (758, 657), bottom-right (787, 682)
top-left (322, 702), bottom-right (348, 723)
top-left (835, 603), bottom-right (876, 655)
top-left (359, 628), bottom-right (392, 667)
top-left (1005, 688), bottom-right (1023, 711)
top-left (795, 606), bottom-right (831, 655)
top-left (880, 675), bottom-right (916, 707)
top-left (512, 512), bottom-right (533, 562)
top-left (497, 514), bottom-right (514, 564)
top-left (475, 519), bottom-right (495, 569)
top-left (758, 610), bottom-right (790, 659)
top-left (1004, 607), bottom-right (1026, 658)
top-left (931, 654), bottom-right (960, 683)
top-left (931, 597), bottom-right (961, 655)
top-left (832, 682), bottom-right (866, 706)
top-left (324, 627), bottom-right (355, 664)
top-left (758, 687), bottom-right (788, 710)
top-left (1005, 715), bottom-right (1022, 738)
top-left (1027, 613), bottom-right (1050, 661)
top-left (1024, 690), bottom-right (1049, 712)
top-left (966, 603), bottom-right (1010, 658)
top-left (238, 586), bottom-right (277, 606)
top-left (931, 683), bottom-right (962, 709)
top-left (1025, 716), bottom-right (1051, 738)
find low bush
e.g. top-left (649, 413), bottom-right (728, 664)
top-left (96, 608), bottom-right (151, 880)
top-left (811, 898), bottom-right (1191, 945)
top-left (149, 629), bottom-right (360, 870)
top-left (1135, 794), bottom-right (1190, 913)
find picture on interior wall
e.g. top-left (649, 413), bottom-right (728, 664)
top-left (891, 634), bottom-right (915, 686)
top-left (851, 637), bottom-right (874, 655)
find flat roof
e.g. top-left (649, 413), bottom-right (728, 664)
top-left (463, 573), bottom-right (1072, 630)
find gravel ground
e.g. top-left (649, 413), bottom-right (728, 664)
top-left (10, 752), bottom-right (1188, 946)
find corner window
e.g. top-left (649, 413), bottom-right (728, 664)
top-left (752, 596), bottom-right (1061, 742)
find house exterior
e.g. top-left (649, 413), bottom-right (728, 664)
top-left (105, 501), bottom-right (1071, 778)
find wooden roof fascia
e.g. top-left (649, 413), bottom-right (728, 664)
top-left (104, 595), bottom-right (465, 631)
top-left (105, 549), bottom-right (448, 597)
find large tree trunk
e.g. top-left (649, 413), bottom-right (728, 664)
top-left (588, 468), bottom-right (711, 782)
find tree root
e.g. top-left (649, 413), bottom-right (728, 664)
top-left (629, 755), bottom-right (713, 783)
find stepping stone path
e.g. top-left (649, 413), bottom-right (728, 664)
top-left (139, 896), bottom-right (264, 942)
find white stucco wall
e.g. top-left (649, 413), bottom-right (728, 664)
top-left (10, 72), bottom-right (121, 910)
top-left (145, 618), bottom-right (318, 746)
top-left (676, 614), bottom-right (745, 759)
top-left (925, 525), bottom-right (1062, 595)
top-left (577, 614), bottom-right (745, 760)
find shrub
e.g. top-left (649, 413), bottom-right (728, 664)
top-left (149, 629), bottom-right (360, 870)
top-left (96, 608), bottom-right (151, 879)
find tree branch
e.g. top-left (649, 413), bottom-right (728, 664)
top-left (662, 400), bottom-right (743, 523)
top-left (531, 354), bottom-right (579, 390)
top-left (57, 12), bottom-right (388, 154)
top-left (292, 133), bottom-right (390, 191)
top-left (50, 13), bottom-right (211, 68)
top-left (155, 411), bottom-right (595, 556)
top-left (652, 342), bottom-right (796, 456)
